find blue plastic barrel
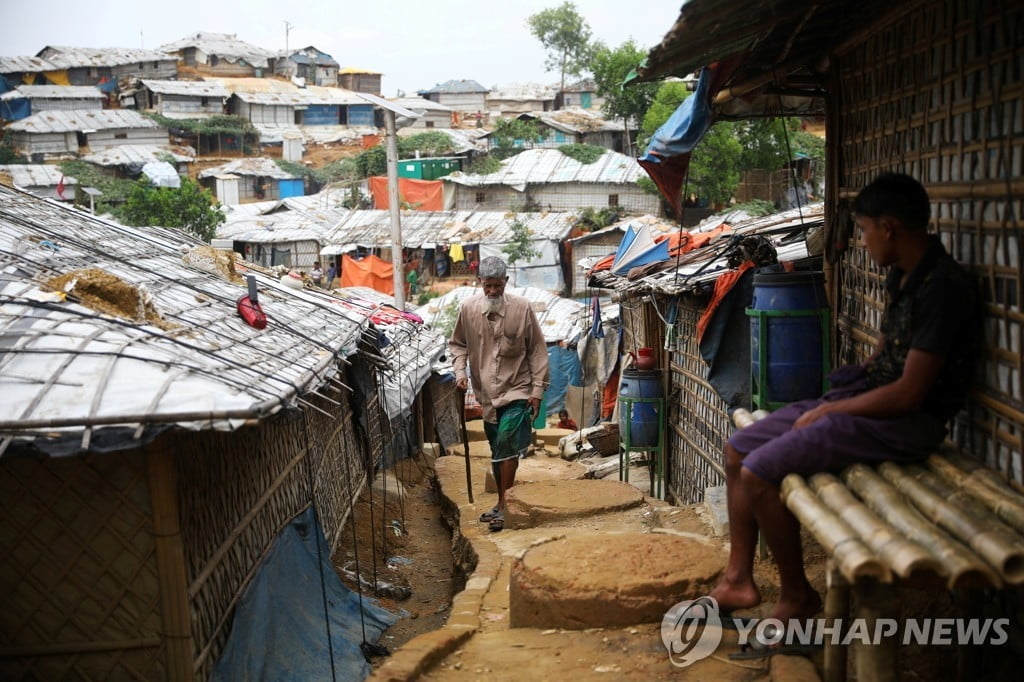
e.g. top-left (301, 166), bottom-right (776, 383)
top-left (749, 271), bottom-right (829, 405)
top-left (619, 369), bottom-right (662, 447)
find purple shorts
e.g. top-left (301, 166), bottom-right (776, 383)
top-left (730, 390), bottom-right (947, 484)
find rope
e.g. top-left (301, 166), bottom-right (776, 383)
top-left (302, 423), bottom-right (338, 681)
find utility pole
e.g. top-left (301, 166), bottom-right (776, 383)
top-left (283, 20), bottom-right (293, 53)
top-left (385, 109), bottom-right (405, 310)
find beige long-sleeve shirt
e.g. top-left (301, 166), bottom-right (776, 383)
top-left (448, 293), bottom-right (550, 423)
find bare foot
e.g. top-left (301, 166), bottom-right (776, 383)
top-left (767, 587), bottom-right (823, 623)
top-left (709, 576), bottom-right (762, 613)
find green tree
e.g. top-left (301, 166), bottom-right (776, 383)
top-left (490, 118), bottom-right (541, 156)
top-left (115, 177), bottom-right (225, 242)
top-left (501, 215), bottom-right (540, 286)
top-left (591, 39), bottom-right (657, 155)
top-left (527, 2), bottom-right (594, 92)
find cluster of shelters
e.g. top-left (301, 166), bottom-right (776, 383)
top-left (0, 181), bottom-right (455, 678)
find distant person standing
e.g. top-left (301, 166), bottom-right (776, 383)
top-left (310, 262), bottom-right (323, 288)
top-left (325, 260), bottom-right (339, 289)
top-left (449, 256), bottom-right (549, 532)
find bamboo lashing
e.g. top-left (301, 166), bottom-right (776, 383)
top-left (809, 473), bottom-right (944, 581)
top-left (878, 462), bottom-right (1024, 585)
top-left (780, 474), bottom-right (891, 583)
top-left (843, 464), bottom-right (1000, 589)
top-left (927, 454), bottom-right (1024, 534)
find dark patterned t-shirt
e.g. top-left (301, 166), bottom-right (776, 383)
top-left (865, 236), bottom-right (980, 419)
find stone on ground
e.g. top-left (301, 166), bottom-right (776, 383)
top-left (510, 533), bottom-right (724, 629)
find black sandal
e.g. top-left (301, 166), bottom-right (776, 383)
top-left (488, 515), bottom-right (505, 532)
top-left (479, 507), bottom-right (499, 522)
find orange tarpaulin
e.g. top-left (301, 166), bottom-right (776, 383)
top-left (369, 176), bottom-right (444, 211)
top-left (340, 254), bottom-right (394, 295)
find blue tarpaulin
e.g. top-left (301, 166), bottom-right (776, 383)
top-left (543, 345), bottom-right (583, 416)
top-left (211, 507), bottom-right (397, 681)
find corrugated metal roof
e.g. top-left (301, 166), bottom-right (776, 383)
top-left (7, 109), bottom-right (162, 133)
top-left (198, 157), bottom-right (300, 180)
top-left (396, 127), bottom-right (488, 154)
top-left (159, 32), bottom-right (273, 68)
top-left (443, 148), bottom-right (644, 191)
top-left (217, 209), bottom-right (343, 244)
top-left (213, 77), bottom-right (366, 105)
top-left (416, 286), bottom-right (584, 343)
top-left (0, 56), bottom-right (60, 73)
top-left (82, 144), bottom-right (196, 166)
top-left (390, 97), bottom-right (454, 113)
top-left (0, 85), bottom-right (104, 101)
top-left (141, 79), bottom-right (230, 98)
top-left (320, 209), bottom-right (577, 250)
top-left (40, 46), bottom-right (175, 68)
top-left (0, 164), bottom-right (77, 188)
top-left (418, 79), bottom-right (489, 95)
top-left (0, 183), bottom-right (374, 449)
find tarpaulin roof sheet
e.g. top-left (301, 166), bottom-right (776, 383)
top-left (0, 56), bottom-right (60, 73)
top-left (82, 144), bottom-right (195, 166)
top-left (0, 184), bottom-right (371, 451)
top-left (159, 32), bottom-right (273, 68)
top-left (38, 46), bottom-right (175, 68)
top-left (198, 157), bottom-right (299, 180)
top-left (0, 164), bottom-right (77, 189)
top-left (0, 85), bottom-right (103, 100)
top-left (443, 148), bottom-right (644, 191)
top-left (7, 108), bottom-right (162, 133)
top-left (141, 79), bottom-right (230, 98)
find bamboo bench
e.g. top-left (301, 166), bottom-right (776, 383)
top-left (731, 408), bottom-right (1024, 682)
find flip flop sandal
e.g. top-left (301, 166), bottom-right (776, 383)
top-left (728, 642), bottom-right (821, 661)
top-left (488, 516), bottom-right (505, 532)
top-left (479, 507), bottom-right (500, 522)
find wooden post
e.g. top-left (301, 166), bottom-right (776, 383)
top-left (146, 439), bottom-right (195, 680)
top-left (824, 561), bottom-right (850, 682)
top-left (853, 581), bottom-right (897, 682)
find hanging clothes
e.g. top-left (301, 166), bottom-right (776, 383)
top-left (448, 242), bottom-right (465, 263)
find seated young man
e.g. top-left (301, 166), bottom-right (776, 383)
top-left (710, 172), bottom-right (981, 625)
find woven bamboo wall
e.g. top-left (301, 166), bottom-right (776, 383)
top-left (176, 360), bottom-right (371, 679)
top-left (833, 0), bottom-right (1024, 482)
top-left (0, 451), bottom-right (166, 679)
top-left (667, 301), bottom-right (732, 504)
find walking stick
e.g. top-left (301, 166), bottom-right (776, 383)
top-left (458, 388), bottom-right (474, 503)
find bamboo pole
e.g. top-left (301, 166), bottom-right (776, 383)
top-left (780, 474), bottom-right (891, 583)
top-left (842, 464), bottom-right (999, 589)
top-left (810, 473), bottom-right (944, 581)
top-left (146, 438), bottom-right (195, 681)
top-left (853, 582), bottom-right (898, 682)
top-left (927, 455), bottom-right (1024, 534)
top-left (878, 462), bottom-right (1024, 585)
top-left (823, 562), bottom-right (849, 682)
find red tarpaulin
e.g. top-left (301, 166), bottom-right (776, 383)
top-left (340, 254), bottom-right (394, 295)
top-left (368, 176), bottom-right (444, 211)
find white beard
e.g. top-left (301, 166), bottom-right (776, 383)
top-left (486, 295), bottom-right (505, 316)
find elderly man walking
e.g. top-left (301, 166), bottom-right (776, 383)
top-left (449, 256), bottom-right (549, 532)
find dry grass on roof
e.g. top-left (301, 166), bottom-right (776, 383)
top-left (45, 268), bottom-right (178, 330)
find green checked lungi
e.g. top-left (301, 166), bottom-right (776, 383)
top-left (484, 400), bottom-right (533, 463)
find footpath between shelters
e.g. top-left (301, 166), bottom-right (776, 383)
top-left (370, 424), bottom-right (822, 682)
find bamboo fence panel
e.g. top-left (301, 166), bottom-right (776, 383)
top-left (834, 0), bottom-right (1024, 483)
top-left (780, 474), bottom-right (890, 583)
top-left (0, 451), bottom-right (165, 679)
top-left (667, 301), bottom-right (733, 504)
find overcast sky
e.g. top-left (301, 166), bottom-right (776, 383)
top-left (0, 1), bottom-right (682, 96)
